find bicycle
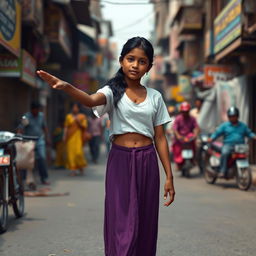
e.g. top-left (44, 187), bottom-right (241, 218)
top-left (0, 131), bottom-right (37, 233)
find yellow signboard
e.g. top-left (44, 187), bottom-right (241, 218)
top-left (0, 0), bottom-right (21, 57)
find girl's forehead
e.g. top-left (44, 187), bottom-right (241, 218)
top-left (126, 47), bottom-right (147, 58)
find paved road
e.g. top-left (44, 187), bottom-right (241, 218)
top-left (1, 148), bottom-right (256, 256)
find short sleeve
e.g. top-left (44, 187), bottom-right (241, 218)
top-left (153, 94), bottom-right (172, 127)
top-left (92, 86), bottom-right (113, 117)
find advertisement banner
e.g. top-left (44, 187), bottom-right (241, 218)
top-left (204, 65), bottom-right (233, 88)
top-left (214, 0), bottom-right (242, 54)
top-left (0, 53), bottom-right (21, 77)
top-left (0, 0), bottom-right (21, 57)
top-left (0, 50), bottom-right (36, 87)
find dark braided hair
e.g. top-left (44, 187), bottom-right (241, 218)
top-left (105, 37), bottom-right (154, 107)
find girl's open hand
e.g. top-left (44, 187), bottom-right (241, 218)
top-left (37, 70), bottom-right (69, 90)
top-left (163, 179), bottom-right (175, 206)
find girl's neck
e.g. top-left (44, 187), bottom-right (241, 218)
top-left (125, 77), bottom-right (142, 88)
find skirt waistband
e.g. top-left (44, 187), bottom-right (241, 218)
top-left (111, 143), bottom-right (154, 152)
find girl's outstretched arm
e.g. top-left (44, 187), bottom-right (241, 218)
top-left (37, 70), bottom-right (106, 107)
top-left (154, 125), bottom-right (175, 207)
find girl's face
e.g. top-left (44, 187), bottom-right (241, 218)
top-left (120, 47), bottom-right (151, 81)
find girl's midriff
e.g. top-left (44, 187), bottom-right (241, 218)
top-left (113, 133), bottom-right (153, 148)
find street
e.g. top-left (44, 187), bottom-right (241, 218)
top-left (1, 149), bottom-right (256, 256)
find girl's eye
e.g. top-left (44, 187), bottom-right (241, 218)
top-left (127, 57), bottom-right (134, 62)
top-left (140, 60), bottom-right (147, 65)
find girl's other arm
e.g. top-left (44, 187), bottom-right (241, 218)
top-left (37, 70), bottom-right (106, 107)
top-left (154, 125), bottom-right (175, 206)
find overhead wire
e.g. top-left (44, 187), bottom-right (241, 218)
top-left (114, 11), bottom-right (154, 32)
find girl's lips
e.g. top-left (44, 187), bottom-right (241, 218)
top-left (129, 70), bottom-right (139, 75)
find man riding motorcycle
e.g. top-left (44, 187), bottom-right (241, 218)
top-left (208, 107), bottom-right (256, 178)
top-left (172, 102), bottom-right (199, 171)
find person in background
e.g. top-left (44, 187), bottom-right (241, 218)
top-left (88, 112), bottom-right (103, 163)
top-left (63, 103), bottom-right (87, 176)
top-left (19, 101), bottom-right (50, 185)
top-left (53, 118), bottom-right (66, 169)
top-left (172, 102), bottom-right (199, 171)
top-left (190, 98), bottom-right (203, 121)
top-left (208, 107), bottom-right (256, 178)
top-left (101, 113), bottom-right (111, 155)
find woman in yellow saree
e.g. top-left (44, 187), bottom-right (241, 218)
top-left (64, 103), bottom-right (87, 175)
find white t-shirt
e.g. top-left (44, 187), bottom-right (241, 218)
top-left (93, 85), bottom-right (171, 141)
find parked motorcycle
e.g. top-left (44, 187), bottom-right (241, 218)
top-left (0, 131), bottom-right (37, 233)
top-left (202, 139), bottom-right (252, 191)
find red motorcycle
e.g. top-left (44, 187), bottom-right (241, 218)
top-left (173, 133), bottom-right (196, 178)
top-left (203, 140), bottom-right (252, 190)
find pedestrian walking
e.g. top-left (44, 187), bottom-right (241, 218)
top-left (18, 101), bottom-right (50, 185)
top-left (88, 112), bottom-right (103, 163)
top-left (63, 103), bottom-right (88, 176)
top-left (37, 36), bottom-right (175, 256)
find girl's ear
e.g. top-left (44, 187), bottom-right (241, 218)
top-left (147, 64), bottom-right (153, 72)
top-left (119, 56), bottom-right (123, 65)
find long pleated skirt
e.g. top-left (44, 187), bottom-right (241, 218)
top-left (104, 143), bottom-right (160, 256)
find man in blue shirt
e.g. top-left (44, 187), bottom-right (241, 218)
top-left (209, 107), bottom-right (256, 178)
top-left (19, 102), bottom-right (50, 185)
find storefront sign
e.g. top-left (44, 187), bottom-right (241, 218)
top-left (0, 0), bottom-right (21, 57)
top-left (0, 50), bottom-right (36, 87)
top-left (204, 65), bottom-right (233, 88)
top-left (214, 0), bottom-right (242, 54)
top-left (21, 50), bottom-right (36, 87)
top-left (0, 53), bottom-right (21, 77)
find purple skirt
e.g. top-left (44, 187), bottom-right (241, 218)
top-left (104, 143), bottom-right (160, 256)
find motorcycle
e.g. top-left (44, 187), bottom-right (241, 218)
top-left (177, 133), bottom-right (196, 178)
top-left (0, 131), bottom-right (37, 233)
top-left (197, 133), bottom-right (211, 174)
top-left (202, 139), bottom-right (252, 191)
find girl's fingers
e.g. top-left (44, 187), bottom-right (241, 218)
top-left (164, 190), bottom-right (175, 206)
top-left (164, 190), bottom-right (167, 200)
top-left (37, 70), bottom-right (59, 86)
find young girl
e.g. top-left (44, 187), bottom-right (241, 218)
top-left (37, 37), bottom-right (175, 256)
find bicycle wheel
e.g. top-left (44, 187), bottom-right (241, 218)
top-left (12, 164), bottom-right (24, 218)
top-left (0, 169), bottom-right (8, 233)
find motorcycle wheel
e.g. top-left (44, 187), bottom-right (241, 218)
top-left (236, 167), bottom-right (252, 191)
top-left (182, 160), bottom-right (191, 178)
top-left (204, 156), bottom-right (217, 184)
top-left (0, 169), bottom-right (8, 233)
top-left (12, 164), bottom-right (25, 218)
top-left (197, 148), bottom-right (205, 175)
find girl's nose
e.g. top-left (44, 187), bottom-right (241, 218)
top-left (132, 61), bottom-right (139, 68)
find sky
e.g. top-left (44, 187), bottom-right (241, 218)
top-left (101, 0), bottom-right (155, 56)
